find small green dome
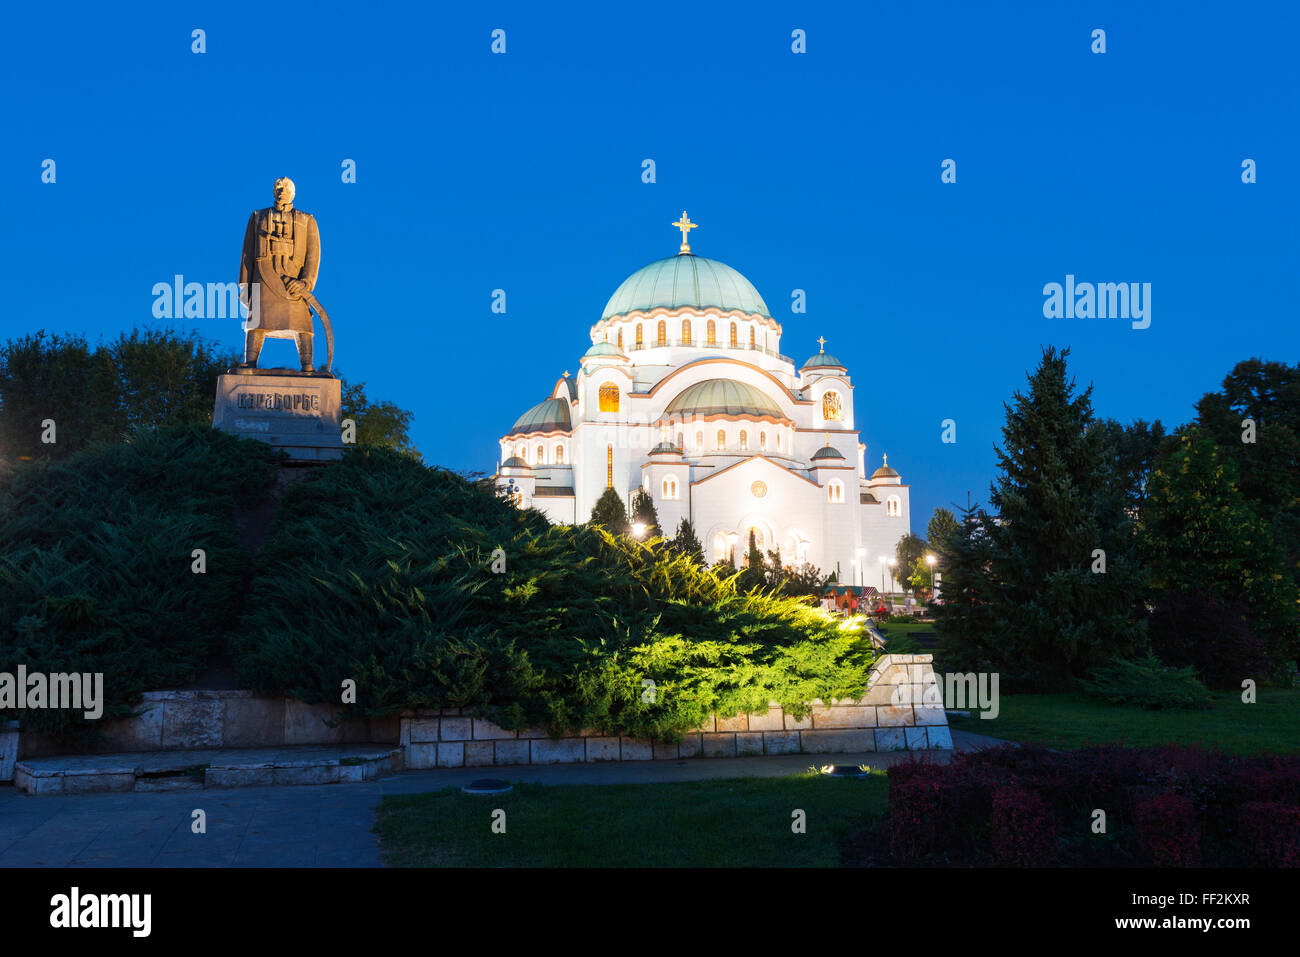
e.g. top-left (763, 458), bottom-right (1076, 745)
top-left (802, 352), bottom-right (846, 370)
top-left (510, 397), bottom-right (571, 435)
top-left (602, 255), bottom-right (770, 320)
top-left (583, 341), bottom-right (626, 359)
top-left (811, 445), bottom-right (845, 460)
top-left (649, 441), bottom-right (683, 455)
top-left (500, 456), bottom-right (530, 469)
top-left (663, 378), bottom-right (784, 419)
top-left (870, 455), bottom-right (900, 480)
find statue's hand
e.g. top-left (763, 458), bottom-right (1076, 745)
top-left (284, 278), bottom-right (306, 297)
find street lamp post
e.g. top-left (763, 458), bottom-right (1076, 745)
top-left (925, 553), bottom-right (936, 599)
top-left (855, 547), bottom-right (865, 589)
top-left (878, 555), bottom-right (887, 607)
top-left (888, 558), bottom-right (897, 610)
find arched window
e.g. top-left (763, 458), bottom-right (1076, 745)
top-left (776, 433), bottom-right (783, 451)
top-left (662, 476), bottom-right (678, 500)
top-left (617, 329), bottom-right (623, 350)
top-left (745, 527), bottom-right (766, 559)
top-left (695, 430), bottom-right (703, 451)
top-left (822, 390), bottom-right (843, 422)
top-left (749, 327), bottom-right (756, 348)
top-left (536, 444), bottom-right (545, 464)
top-left (555, 445), bottom-right (564, 465)
top-left (759, 431), bottom-right (767, 451)
top-left (739, 430), bottom-right (749, 450)
top-left (712, 532), bottom-right (730, 564)
top-left (656, 320), bottom-right (666, 347)
top-left (887, 495), bottom-right (901, 517)
top-left (515, 443), bottom-right (524, 460)
top-left (681, 318), bottom-right (691, 344)
top-left (827, 480), bottom-right (844, 504)
top-left (676, 432), bottom-right (683, 449)
top-left (598, 382), bottom-right (620, 413)
top-left (729, 322), bottom-right (737, 347)
top-left (635, 324), bottom-right (643, 349)
top-left (606, 445), bottom-right (613, 489)
top-left (716, 429), bottom-right (726, 450)
top-left (707, 319), bottom-right (716, 345)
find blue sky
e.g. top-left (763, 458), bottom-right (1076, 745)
top-left (4, 1), bottom-right (1296, 530)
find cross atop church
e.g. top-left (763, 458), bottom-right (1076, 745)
top-left (817, 336), bottom-right (826, 353)
top-left (672, 211), bottom-right (697, 255)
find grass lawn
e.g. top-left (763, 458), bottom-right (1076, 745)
top-left (948, 689), bottom-right (1300, 754)
top-left (871, 619), bottom-right (938, 653)
top-left (375, 772), bottom-right (889, 867)
top-left (874, 620), bottom-right (936, 636)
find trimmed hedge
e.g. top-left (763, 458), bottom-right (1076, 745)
top-left (0, 427), bottom-right (280, 737)
top-left (887, 743), bottom-right (1300, 867)
top-left (233, 447), bottom-right (877, 739)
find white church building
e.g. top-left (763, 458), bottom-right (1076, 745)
top-left (496, 213), bottom-right (911, 587)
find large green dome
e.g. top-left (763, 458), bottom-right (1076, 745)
top-left (663, 378), bottom-right (785, 419)
top-left (509, 397), bottom-right (572, 435)
top-left (602, 255), bottom-right (770, 321)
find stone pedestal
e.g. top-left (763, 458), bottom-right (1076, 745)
top-left (213, 370), bottom-right (344, 461)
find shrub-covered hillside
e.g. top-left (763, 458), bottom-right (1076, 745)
top-left (0, 428), bottom-right (281, 736)
top-left (234, 447), bottom-right (875, 739)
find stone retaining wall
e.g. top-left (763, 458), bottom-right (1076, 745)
top-left (3, 655), bottom-right (948, 781)
top-left (15, 690), bottom-right (399, 761)
top-left (1, 721), bottom-right (18, 783)
top-left (401, 654), bottom-right (950, 769)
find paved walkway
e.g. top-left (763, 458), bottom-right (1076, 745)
top-left (0, 729), bottom-right (1008, 867)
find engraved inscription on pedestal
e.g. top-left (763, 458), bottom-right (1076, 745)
top-left (213, 373), bottom-right (343, 461)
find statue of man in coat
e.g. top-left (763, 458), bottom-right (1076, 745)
top-left (238, 177), bottom-right (322, 372)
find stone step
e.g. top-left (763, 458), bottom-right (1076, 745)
top-left (13, 744), bottom-right (402, 796)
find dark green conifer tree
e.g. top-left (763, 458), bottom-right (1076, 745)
top-left (668, 517), bottom-right (705, 566)
top-left (588, 487), bottom-right (629, 536)
top-left (940, 347), bottom-right (1145, 688)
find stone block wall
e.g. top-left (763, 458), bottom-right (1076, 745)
top-left (1, 721), bottom-right (18, 783)
top-left (400, 654), bottom-right (951, 769)
top-left (15, 690), bottom-right (400, 760)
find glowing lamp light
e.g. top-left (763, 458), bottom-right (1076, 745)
top-left (631, 522), bottom-right (647, 539)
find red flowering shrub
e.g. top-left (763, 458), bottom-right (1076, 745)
top-left (889, 769), bottom-right (960, 864)
top-left (1238, 802), bottom-right (1300, 867)
top-left (991, 783), bottom-right (1058, 866)
top-left (1133, 791), bottom-right (1201, 867)
top-left (884, 744), bottom-right (1299, 866)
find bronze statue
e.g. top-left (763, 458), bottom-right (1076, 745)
top-left (238, 177), bottom-right (333, 374)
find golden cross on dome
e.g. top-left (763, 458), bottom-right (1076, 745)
top-left (672, 211), bottom-right (697, 254)
top-left (817, 336), bottom-right (827, 353)
top-left (883, 453), bottom-right (888, 467)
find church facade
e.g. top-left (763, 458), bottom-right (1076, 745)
top-left (496, 214), bottom-right (911, 588)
